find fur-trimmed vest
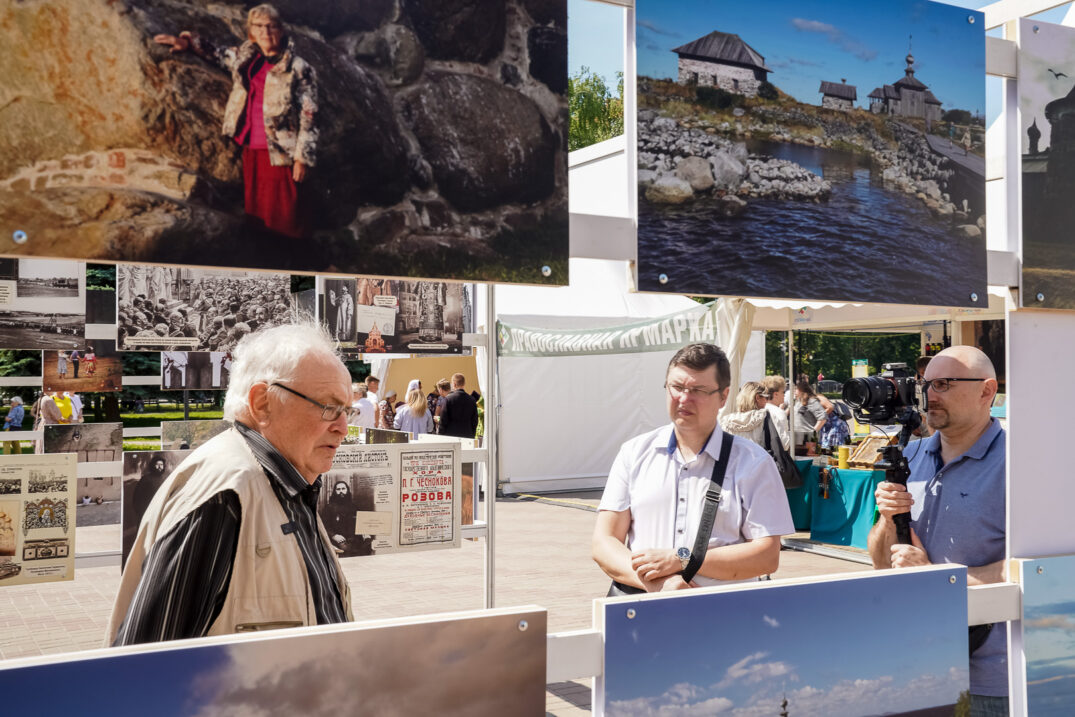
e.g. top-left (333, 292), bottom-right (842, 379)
top-left (107, 427), bottom-right (352, 643)
top-left (187, 34), bottom-right (319, 167)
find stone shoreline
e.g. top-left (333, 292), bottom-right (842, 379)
top-left (638, 108), bottom-right (984, 238)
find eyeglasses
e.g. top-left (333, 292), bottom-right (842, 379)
top-left (665, 383), bottom-right (724, 400)
top-left (917, 377), bottom-right (987, 393)
top-left (251, 22), bottom-right (282, 31)
top-left (271, 383), bottom-right (357, 422)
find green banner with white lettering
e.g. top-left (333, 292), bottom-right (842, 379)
top-left (496, 302), bottom-right (719, 357)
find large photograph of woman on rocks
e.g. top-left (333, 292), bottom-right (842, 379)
top-left (635, 0), bottom-right (987, 307)
top-left (0, 1), bottom-right (568, 285)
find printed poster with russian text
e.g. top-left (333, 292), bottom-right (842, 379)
top-left (0, 453), bottom-right (77, 587)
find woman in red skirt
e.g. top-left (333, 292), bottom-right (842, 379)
top-left (155, 4), bottom-right (318, 238)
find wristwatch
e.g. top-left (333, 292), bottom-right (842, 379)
top-left (676, 547), bottom-right (691, 572)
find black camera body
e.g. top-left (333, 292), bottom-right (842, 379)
top-left (841, 362), bottom-right (918, 425)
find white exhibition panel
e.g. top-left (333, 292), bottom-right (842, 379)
top-left (499, 349), bottom-right (677, 490)
top-left (1007, 310), bottom-right (1074, 558)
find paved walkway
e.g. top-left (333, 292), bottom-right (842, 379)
top-left (923, 133), bottom-right (985, 177)
top-left (0, 492), bottom-right (869, 715)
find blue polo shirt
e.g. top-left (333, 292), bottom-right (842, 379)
top-left (905, 418), bottom-right (1006, 697)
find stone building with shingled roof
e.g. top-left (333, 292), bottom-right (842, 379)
top-left (867, 52), bottom-right (942, 121)
top-left (819, 79), bottom-right (857, 111)
top-left (672, 30), bottom-right (771, 98)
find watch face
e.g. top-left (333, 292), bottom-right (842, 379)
top-left (677, 547), bottom-right (691, 561)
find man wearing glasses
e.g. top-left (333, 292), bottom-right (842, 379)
top-left (592, 343), bottom-right (793, 593)
top-left (868, 345), bottom-right (1007, 715)
top-left (109, 323), bottom-right (356, 645)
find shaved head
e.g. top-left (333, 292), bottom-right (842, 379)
top-left (929, 345), bottom-right (996, 381)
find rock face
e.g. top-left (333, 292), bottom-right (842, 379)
top-left (0, 0), bottom-right (568, 280)
top-left (675, 156), bottom-right (714, 192)
top-left (402, 73), bottom-right (557, 212)
top-left (645, 176), bottom-right (693, 204)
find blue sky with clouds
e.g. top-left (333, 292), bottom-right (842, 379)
top-left (1024, 556), bottom-right (1075, 716)
top-left (634, 0), bottom-right (984, 113)
top-left (604, 568), bottom-right (968, 716)
top-left (568, 0), bottom-right (1075, 125)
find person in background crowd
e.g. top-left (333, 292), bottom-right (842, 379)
top-left (439, 373), bottom-right (478, 439)
top-left (64, 392), bottom-right (84, 423)
top-left (349, 382), bottom-right (376, 430)
top-left (52, 392), bottom-right (75, 425)
top-left (377, 388), bottom-right (397, 430)
top-left (365, 376), bottom-right (380, 425)
top-left (431, 378), bottom-right (450, 433)
top-left (57, 352), bottom-right (68, 379)
top-left (718, 381), bottom-right (769, 447)
top-left (70, 349), bottom-right (81, 379)
top-left (4, 397), bottom-right (24, 431)
top-left (794, 381), bottom-right (827, 446)
top-left (394, 381), bottom-right (433, 435)
top-left (868, 346), bottom-right (1007, 714)
top-left (759, 375), bottom-right (791, 451)
top-left (83, 346), bottom-right (97, 376)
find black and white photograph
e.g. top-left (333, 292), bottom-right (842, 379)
top-left (0, 258), bottom-right (85, 351)
top-left (42, 339), bottom-right (122, 393)
top-left (1020, 18), bottom-right (1075, 309)
top-left (28, 468), bottom-right (68, 493)
top-left (122, 450), bottom-right (190, 563)
top-left (42, 423), bottom-right (123, 463)
top-left (291, 287), bottom-right (315, 323)
top-left (633, 0), bottom-right (986, 306)
top-left (322, 278), bottom-right (357, 344)
top-left (161, 351), bottom-right (231, 391)
top-left (118, 265), bottom-right (291, 351)
top-left (316, 472), bottom-right (377, 558)
top-left (327, 277), bottom-right (471, 355)
top-left (0, 1), bottom-right (568, 286)
top-left (0, 478), bottom-right (20, 495)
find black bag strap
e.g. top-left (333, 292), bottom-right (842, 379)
top-left (682, 431), bottom-right (735, 584)
top-left (762, 414), bottom-right (774, 452)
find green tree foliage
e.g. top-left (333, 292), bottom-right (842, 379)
top-left (695, 85), bottom-right (742, 111)
top-left (765, 330), bottom-right (921, 384)
top-left (0, 350), bottom-right (42, 377)
top-left (943, 109), bottom-right (974, 126)
top-left (953, 689), bottom-right (971, 717)
top-left (569, 67), bottom-right (624, 151)
top-left (86, 263), bottom-right (116, 291)
top-left (757, 81), bottom-right (779, 101)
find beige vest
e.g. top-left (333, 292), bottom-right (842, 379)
top-left (107, 427), bottom-right (353, 644)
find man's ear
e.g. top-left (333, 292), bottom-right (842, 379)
top-left (982, 378), bottom-right (999, 404)
top-left (248, 382), bottom-right (272, 427)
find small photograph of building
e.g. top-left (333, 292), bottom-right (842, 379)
top-left (867, 53), bottom-right (943, 122)
top-left (819, 80), bottom-right (857, 111)
top-left (672, 30), bottom-right (771, 97)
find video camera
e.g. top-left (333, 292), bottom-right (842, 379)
top-left (841, 362), bottom-right (918, 426)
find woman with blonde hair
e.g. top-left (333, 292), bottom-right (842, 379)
top-left (393, 381), bottom-right (434, 435)
top-left (718, 381), bottom-right (769, 447)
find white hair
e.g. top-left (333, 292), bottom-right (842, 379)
top-left (223, 322), bottom-right (343, 421)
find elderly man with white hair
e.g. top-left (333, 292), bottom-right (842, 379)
top-left (109, 323), bottom-right (356, 646)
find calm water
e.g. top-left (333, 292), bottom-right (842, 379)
top-left (637, 140), bottom-right (987, 306)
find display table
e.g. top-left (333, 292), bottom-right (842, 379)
top-left (809, 467), bottom-right (884, 550)
top-left (785, 459), bottom-right (819, 531)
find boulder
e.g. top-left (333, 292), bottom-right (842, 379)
top-left (401, 73), bottom-right (557, 212)
top-left (637, 169), bottom-right (658, 187)
top-left (383, 24), bottom-right (425, 86)
top-left (674, 156), bottom-right (714, 192)
top-left (401, 0), bottom-right (505, 63)
top-left (709, 152), bottom-right (746, 191)
top-left (645, 176), bottom-right (693, 204)
top-left (918, 179), bottom-right (942, 201)
top-left (716, 194), bottom-right (747, 218)
top-left (954, 224), bottom-right (981, 239)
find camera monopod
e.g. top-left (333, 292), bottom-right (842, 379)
top-left (872, 407), bottom-right (921, 545)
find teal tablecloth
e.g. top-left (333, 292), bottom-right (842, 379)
top-left (785, 459), bottom-right (818, 531)
top-left (809, 467), bottom-right (885, 549)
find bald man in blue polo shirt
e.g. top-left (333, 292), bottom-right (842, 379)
top-left (868, 345), bottom-right (1007, 716)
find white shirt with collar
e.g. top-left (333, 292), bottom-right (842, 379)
top-left (598, 423), bottom-right (794, 587)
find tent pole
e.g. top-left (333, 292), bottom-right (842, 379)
top-left (787, 330), bottom-right (796, 442)
top-left (483, 283), bottom-right (498, 609)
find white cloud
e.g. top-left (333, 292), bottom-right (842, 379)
top-left (714, 652), bottom-right (795, 689)
top-left (790, 17), bottom-right (878, 62)
top-left (762, 615), bottom-right (779, 628)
